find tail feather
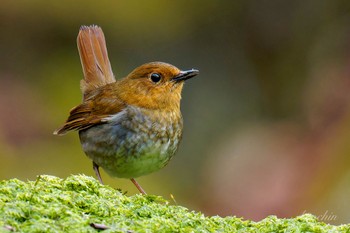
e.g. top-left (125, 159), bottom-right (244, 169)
top-left (53, 25), bottom-right (119, 136)
top-left (77, 25), bottom-right (115, 96)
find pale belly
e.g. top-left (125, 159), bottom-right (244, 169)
top-left (79, 107), bottom-right (182, 178)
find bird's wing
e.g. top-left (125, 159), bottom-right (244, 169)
top-left (53, 85), bottom-right (126, 135)
top-left (78, 25), bottom-right (116, 97)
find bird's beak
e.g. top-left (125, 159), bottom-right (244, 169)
top-left (172, 69), bottom-right (199, 82)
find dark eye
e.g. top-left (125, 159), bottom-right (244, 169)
top-left (150, 73), bottom-right (162, 83)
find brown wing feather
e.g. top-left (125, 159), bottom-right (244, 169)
top-left (78, 25), bottom-right (115, 96)
top-left (53, 84), bottom-right (125, 135)
top-left (53, 104), bottom-right (97, 134)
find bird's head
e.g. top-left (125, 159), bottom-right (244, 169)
top-left (118, 62), bottom-right (199, 110)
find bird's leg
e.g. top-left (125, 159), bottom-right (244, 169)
top-left (93, 162), bottom-right (104, 185)
top-left (130, 178), bottom-right (147, 195)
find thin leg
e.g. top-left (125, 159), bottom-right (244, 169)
top-left (93, 162), bottom-right (104, 185)
top-left (130, 178), bottom-right (147, 195)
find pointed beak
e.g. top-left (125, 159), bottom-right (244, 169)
top-left (172, 69), bottom-right (199, 82)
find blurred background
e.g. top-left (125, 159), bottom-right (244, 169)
top-left (1, 0), bottom-right (350, 224)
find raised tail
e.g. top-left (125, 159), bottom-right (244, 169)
top-left (77, 25), bottom-right (115, 96)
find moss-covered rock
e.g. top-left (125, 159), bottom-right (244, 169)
top-left (0, 175), bottom-right (348, 232)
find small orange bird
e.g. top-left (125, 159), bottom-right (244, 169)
top-left (54, 25), bottom-right (198, 194)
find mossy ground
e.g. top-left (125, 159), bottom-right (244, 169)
top-left (0, 175), bottom-right (348, 232)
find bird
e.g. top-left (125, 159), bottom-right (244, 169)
top-left (54, 25), bottom-right (199, 195)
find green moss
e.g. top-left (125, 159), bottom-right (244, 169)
top-left (0, 175), bottom-right (348, 232)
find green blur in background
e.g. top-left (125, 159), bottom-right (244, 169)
top-left (1, 0), bottom-right (350, 224)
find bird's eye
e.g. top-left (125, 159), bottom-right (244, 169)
top-left (150, 73), bottom-right (162, 83)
